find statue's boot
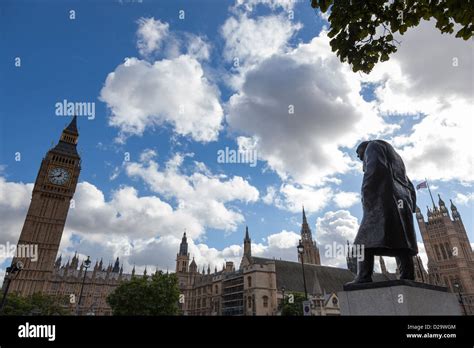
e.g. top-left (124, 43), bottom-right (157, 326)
top-left (397, 254), bottom-right (415, 280)
top-left (345, 253), bottom-right (374, 285)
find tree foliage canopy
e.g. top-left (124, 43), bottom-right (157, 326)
top-left (311, 0), bottom-right (473, 73)
top-left (1, 292), bottom-right (70, 316)
top-left (107, 271), bottom-right (180, 315)
top-left (281, 292), bottom-right (307, 316)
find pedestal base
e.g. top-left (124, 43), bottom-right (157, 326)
top-left (338, 280), bottom-right (462, 315)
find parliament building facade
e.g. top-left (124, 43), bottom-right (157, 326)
top-left (2, 118), bottom-right (473, 315)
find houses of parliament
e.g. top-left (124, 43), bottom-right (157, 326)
top-left (1, 117), bottom-right (473, 315)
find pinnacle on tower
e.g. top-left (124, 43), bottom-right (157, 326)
top-left (64, 115), bottom-right (78, 136)
top-left (190, 257), bottom-right (197, 273)
top-left (113, 257), bottom-right (120, 273)
top-left (55, 254), bottom-right (62, 268)
top-left (298, 206), bottom-right (321, 265)
top-left (71, 252), bottom-right (79, 269)
top-left (55, 115), bottom-right (80, 156)
top-left (438, 194), bottom-right (445, 207)
top-left (450, 199), bottom-right (457, 211)
top-left (302, 205), bottom-right (308, 225)
top-left (415, 205), bottom-right (423, 220)
top-left (300, 206), bottom-right (312, 240)
top-left (179, 231), bottom-right (188, 256)
top-left (243, 226), bottom-right (252, 257)
top-left (449, 199), bottom-right (460, 219)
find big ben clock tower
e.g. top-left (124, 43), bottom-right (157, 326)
top-left (6, 116), bottom-right (81, 296)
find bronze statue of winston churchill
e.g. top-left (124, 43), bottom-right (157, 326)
top-left (347, 140), bottom-right (418, 285)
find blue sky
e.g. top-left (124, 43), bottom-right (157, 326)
top-left (1, 0), bottom-right (473, 276)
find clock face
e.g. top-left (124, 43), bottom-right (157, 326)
top-left (48, 167), bottom-right (70, 186)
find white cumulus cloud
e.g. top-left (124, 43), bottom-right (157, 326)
top-left (316, 210), bottom-right (359, 268)
top-left (333, 191), bottom-right (360, 209)
top-left (136, 17), bottom-right (170, 58)
top-left (100, 56), bottom-right (223, 143)
top-left (226, 31), bottom-right (394, 186)
top-left (125, 151), bottom-right (259, 232)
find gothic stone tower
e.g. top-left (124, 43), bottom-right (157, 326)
top-left (6, 116), bottom-right (81, 296)
top-left (243, 226), bottom-right (251, 258)
top-left (176, 232), bottom-right (190, 313)
top-left (298, 207), bottom-right (321, 265)
top-left (416, 195), bottom-right (474, 314)
top-left (176, 232), bottom-right (190, 274)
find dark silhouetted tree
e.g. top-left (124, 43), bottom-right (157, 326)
top-left (311, 0), bottom-right (473, 73)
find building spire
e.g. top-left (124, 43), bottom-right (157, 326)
top-left (450, 199), bottom-right (460, 220)
top-left (300, 206), bottom-right (311, 240)
top-left (438, 194), bottom-right (445, 206)
top-left (179, 231), bottom-right (188, 256)
top-left (55, 115), bottom-right (80, 156)
top-left (450, 199), bottom-right (457, 211)
top-left (65, 115), bottom-right (78, 135)
top-left (113, 257), bottom-right (120, 273)
top-left (243, 226), bottom-right (251, 258)
top-left (302, 205), bottom-right (308, 225)
top-left (55, 254), bottom-right (62, 268)
top-left (298, 206), bottom-right (321, 265)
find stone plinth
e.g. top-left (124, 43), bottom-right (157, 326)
top-left (338, 280), bottom-right (462, 315)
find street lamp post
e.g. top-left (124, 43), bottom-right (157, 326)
top-left (76, 256), bottom-right (91, 316)
top-left (297, 240), bottom-right (308, 300)
top-left (454, 281), bottom-right (466, 315)
top-left (0, 261), bottom-right (24, 313)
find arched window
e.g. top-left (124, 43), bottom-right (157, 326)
top-left (440, 244), bottom-right (448, 260)
top-left (215, 285), bottom-right (218, 294)
top-left (263, 295), bottom-right (269, 308)
top-left (247, 276), bottom-right (252, 288)
top-left (445, 243), bottom-right (452, 258)
top-left (434, 245), bottom-right (442, 261)
top-left (248, 296), bottom-right (252, 308)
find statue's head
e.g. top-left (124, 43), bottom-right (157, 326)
top-left (356, 141), bottom-right (370, 161)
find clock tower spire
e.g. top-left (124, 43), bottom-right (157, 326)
top-left (5, 116), bottom-right (81, 295)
